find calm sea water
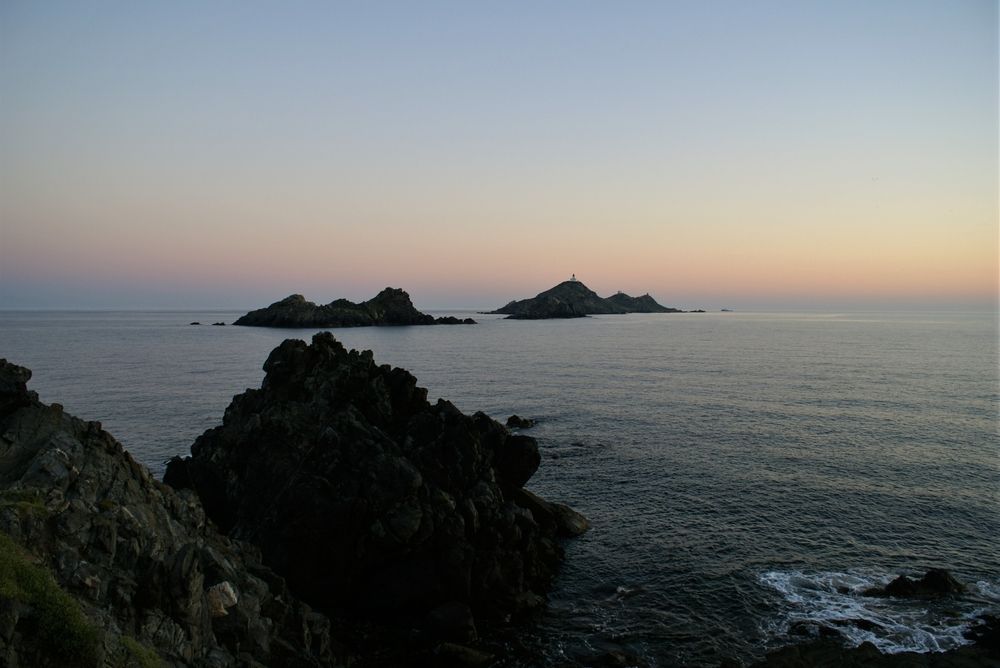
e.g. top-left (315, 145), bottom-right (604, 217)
top-left (1, 310), bottom-right (998, 666)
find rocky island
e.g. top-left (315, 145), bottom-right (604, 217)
top-left (488, 278), bottom-right (682, 319)
top-left (234, 287), bottom-right (475, 328)
top-left (0, 335), bottom-right (585, 666)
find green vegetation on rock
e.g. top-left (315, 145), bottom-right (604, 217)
top-left (117, 635), bottom-right (162, 668)
top-left (0, 488), bottom-right (48, 516)
top-left (0, 530), bottom-right (101, 667)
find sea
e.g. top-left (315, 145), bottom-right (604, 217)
top-left (1, 309), bottom-right (997, 666)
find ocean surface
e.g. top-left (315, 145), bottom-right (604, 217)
top-left (1, 309), bottom-right (998, 666)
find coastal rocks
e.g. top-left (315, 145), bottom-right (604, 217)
top-left (233, 288), bottom-right (477, 328)
top-left (863, 568), bottom-right (966, 598)
top-left (753, 572), bottom-right (997, 668)
top-left (751, 630), bottom-right (1000, 667)
top-left (165, 332), bottom-right (586, 644)
top-left (488, 279), bottom-right (681, 319)
top-left (0, 358), bottom-right (339, 667)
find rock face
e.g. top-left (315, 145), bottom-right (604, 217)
top-left (165, 332), bottom-right (586, 641)
top-left (0, 359), bottom-right (339, 667)
top-left (488, 280), bottom-right (680, 319)
top-left (233, 288), bottom-right (476, 328)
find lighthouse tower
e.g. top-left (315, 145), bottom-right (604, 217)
top-left (570, 273), bottom-right (578, 282)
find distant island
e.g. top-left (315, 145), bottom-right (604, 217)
top-left (234, 288), bottom-right (475, 328)
top-left (487, 276), bottom-right (683, 319)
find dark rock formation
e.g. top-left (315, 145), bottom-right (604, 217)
top-left (506, 415), bottom-right (536, 429)
top-left (0, 359), bottom-right (339, 667)
top-left (863, 568), bottom-right (967, 598)
top-left (234, 288), bottom-right (476, 328)
top-left (487, 279), bottom-right (680, 319)
top-left (605, 292), bottom-right (682, 313)
top-left (165, 332), bottom-right (586, 643)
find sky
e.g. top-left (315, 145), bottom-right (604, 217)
top-left (1, 1), bottom-right (997, 311)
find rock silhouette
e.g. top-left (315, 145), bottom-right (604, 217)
top-left (488, 279), bottom-right (681, 319)
top-left (165, 332), bottom-right (586, 641)
top-left (234, 288), bottom-right (476, 328)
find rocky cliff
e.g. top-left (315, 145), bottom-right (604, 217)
top-left (0, 359), bottom-right (340, 667)
top-left (234, 288), bottom-right (476, 328)
top-left (165, 332), bottom-right (587, 647)
top-left (488, 280), bottom-right (680, 319)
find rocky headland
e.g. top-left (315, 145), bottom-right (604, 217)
top-left (234, 288), bottom-right (476, 328)
top-left (488, 280), bottom-right (682, 319)
top-left (0, 336), bottom-right (586, 667)
top-left (165, 333), bottom-right (587, 640)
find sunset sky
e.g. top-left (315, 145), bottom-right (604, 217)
top-left (1, 1), bottom-right (997, 310)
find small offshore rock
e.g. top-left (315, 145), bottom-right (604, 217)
top-left (505, 415), bottom-right (536, 429)
top-left (434, 316), bottom-right (477, 325)
top-left (864, 568), bottom-right (965, 598)
top-left (190, 321), bottom-right (201, 325)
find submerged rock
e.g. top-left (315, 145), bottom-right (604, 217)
top-left (0, 358), bottom-right (339, 667)
top-left (234, 288), bottom-right (476, 328)
top-left (166, 332), bottom-right (586, 642)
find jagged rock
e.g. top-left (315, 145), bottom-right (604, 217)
top-left (206, 581), bottom-right (238, 617)
top-left (0, 358), bottom-right (341, 667)
top-left (234, 288), bottom-right (476, 328)
top-left (505, 415), bottom-right (535, 429)
top-left (165, 332), bottom-right (586, 643)
top-left (863, 568), bottom-right (966, 598)
top-left (488, 279), bottom-right (681, 319)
